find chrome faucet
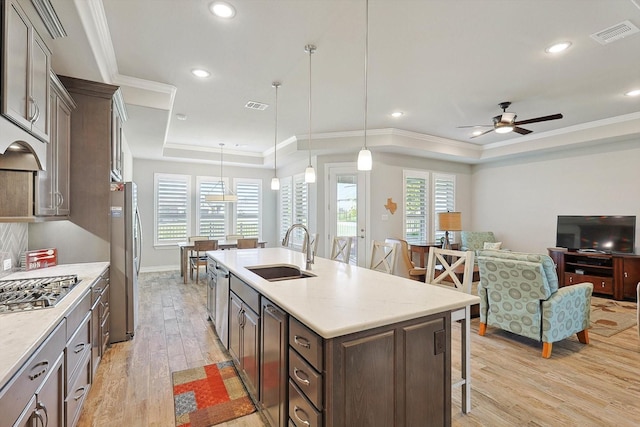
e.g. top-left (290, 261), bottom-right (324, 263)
top-left (282, 223), bottom-right (314, 270)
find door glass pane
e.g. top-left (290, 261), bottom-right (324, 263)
top-left (336, 174), bottom-right (357, 264)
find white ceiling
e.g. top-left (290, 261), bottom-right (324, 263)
top-left (39, 0), bottom-right (640, 167)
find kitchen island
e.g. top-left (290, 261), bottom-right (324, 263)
top-left (208, 247), bottom-right (479, 427)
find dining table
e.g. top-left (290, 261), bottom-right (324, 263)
top-left (177, 239), bottom-right (267, 280)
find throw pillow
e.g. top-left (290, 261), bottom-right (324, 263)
top-left (484, 241), bottom-right (502, 250)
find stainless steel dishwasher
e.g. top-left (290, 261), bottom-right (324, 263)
top-left (214, 262), bottom-right (230, 349)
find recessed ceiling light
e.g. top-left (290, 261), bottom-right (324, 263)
top-left (176, 114), bottom-right (187, 121)
top-left (209, 1), bottom-right (236, 18)
top-left (545, 41), bottom-right (571, 53)
top-left (624, 89), bottom-right (640, 97)
top-left (391, 111), bottom-right (404, 118)
top-left (191, 68), bottom-right (211, 78)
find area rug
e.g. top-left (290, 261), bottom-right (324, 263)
top-left (172, 360), bottom-right (256, 427)
top-left (589, 297), bottom-right (637, 337)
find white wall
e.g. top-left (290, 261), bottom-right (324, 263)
top-left (134, 158), bottom-right (277, 271)
top-left (471, 138), bottom-right (640, 254)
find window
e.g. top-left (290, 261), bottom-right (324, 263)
top-left (402, 170), bottom-right (456, 244)
top-left (196, 176), bottom-right (228, 239)
top-left (292, 174), bottom-right (309, 248)
top-left (154, 173), bottom-right (190, 245)
top-left (403, 170), bottom-right (428, 245)
top-left (433, 173), bottom-right (456, 242)
top-left (234, 179), bottom-right (261, 238)
top-left (279, 177), bottom-right (293, 241)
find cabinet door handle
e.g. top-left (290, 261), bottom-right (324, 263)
top-left (74, 342), bottom-right (87, 354)
top-left (33, 409), bottom-right (45, 427)
top-left (293, 367), bottom-right (311, 386)
top-left (624, 271), bottom-right (628, 278)
top-left (36, 401), bottom-right (48, 427)
top-left (55, 191), bottom-right (63, 208)
top-left (74, 386), bottom-right (88, 401)
top-left (293, 405), bottom-right (311, 426)
top-left (294, 335), bottom-right (311, 349)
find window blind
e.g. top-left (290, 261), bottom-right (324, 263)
top-left (433, 173), bottom-right (456, 242)
top-left (279, 177), bottom-right (293, 242)
top-left (155, 174), bottom-right (190, 244)
top-left (197, 177), bottom-right (227, 239)
top-left (235, 180), bottom-right (261, 238)
top-left (404, 172), bottom-right (428, 245)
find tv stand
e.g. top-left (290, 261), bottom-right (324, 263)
top-left (548, 248), bottom-right (640, 301)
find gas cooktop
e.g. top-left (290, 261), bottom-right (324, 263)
top-left (0, 275), bottom-right (80, 313)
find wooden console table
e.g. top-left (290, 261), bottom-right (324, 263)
top-left (410, 242), bottom-right (459, 267)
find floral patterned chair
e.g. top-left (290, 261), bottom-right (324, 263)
top-left (460, 231), bottom-right (501, 254)
top-left (477, 249), bottom-right (593, 358)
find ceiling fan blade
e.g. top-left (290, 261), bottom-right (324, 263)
top-left (514, 113), bottom-right (563, 126)
top-left (513, 126), bottom-right (533, 135)
top-left (470, 129), bottom-right (495, 139)
top-left (457, 124), bottom-right (492, 128)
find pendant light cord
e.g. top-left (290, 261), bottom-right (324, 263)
top-left (363, 0), bottom-right (369, 149)
top-left (273, 82), bottom-right (280, 174)
top-left (306, 45), bottom-right (315, 167)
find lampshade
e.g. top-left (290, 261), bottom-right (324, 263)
top-left (305, 165), bottom-right (316, 183)
top-left (438, 211), bottom-right (462, 231)
top-left (357, 147), bottom-right (372, 171)
top-left (494, 123), bottom-right (514, 134)
top-left (270, 177), bottom-right (280, 190)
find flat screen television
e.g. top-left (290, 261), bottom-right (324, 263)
top-left (556, 215), bottom-right (636, 254)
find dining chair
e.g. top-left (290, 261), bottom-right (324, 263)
top-left (384, 237), bottom-right (427, 281)
top-left (424, 247), bottom-right (475, 414)
top-left (368, 240), bottom-right (398, 274)
top-left (302, 233), bottom-right (319, 256)
top-left (330, 236), bottom-right (352, 264)
top-left (236, 238), bottom-right (258, 249)
top-left (189, 239), bottom-right (218, 284)
top-left (226, 234), bottom-right (244, 241)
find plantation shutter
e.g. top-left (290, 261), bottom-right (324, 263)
top-left (155, 174), bottom-right (190, 244)
top-left (292, 175), bottom-right (308, 249)
top-left (433, 173), bottom-right (456, 242)
top-left (197, 177), bottom-right (227, 239)
top-left (279, 177), bottom-right (293, 241)
top-left (235, 180), bottom-right (261, 238)
top-left (404, 171), bottom-right (428, 245)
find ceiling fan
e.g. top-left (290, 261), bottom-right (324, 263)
top-left (460, 102), bottom-right (563, 139)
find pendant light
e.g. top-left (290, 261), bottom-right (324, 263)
top-left (304, 44), bottom-right (317, 183)
top-left (205, 143), bottom-right (238, 202)
top-left (271, 82), bottom-right (281, 191)
top-left (357, 0), bottom-right (372, 171)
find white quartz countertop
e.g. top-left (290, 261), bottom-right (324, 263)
top-left (208, 248), bottom-right (480, 339)
top-left (0, 262), bottom-right (109, 389)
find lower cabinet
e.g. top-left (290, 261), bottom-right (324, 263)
top-left (260, 298), bottom-right (288, 427)
top-left (229, 274), bottom-right (261, 397)
top-left (15, 352), bottom-right (65, 427)
top-left (91, 268), bottom-right (110, 378)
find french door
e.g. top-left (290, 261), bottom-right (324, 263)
top-left (326, 164), bottom-right (369, 266)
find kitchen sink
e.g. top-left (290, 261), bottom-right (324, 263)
top-left (247, 265), bottom-right (316, 282)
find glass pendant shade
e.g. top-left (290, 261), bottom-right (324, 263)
top-left (204, 143), bottom-right (237, 202)
top-left (271, 177), bottom-right (280, 190)
top-left (305, 165), bottom-right (316, 183)
top-left (357, 147), bottom-right (372, 171)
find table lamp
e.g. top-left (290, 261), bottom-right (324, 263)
top-left (438, 211), bottom-right (462, 249)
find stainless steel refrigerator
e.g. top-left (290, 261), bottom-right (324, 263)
top-left (110, 182), bottom-right (142, 342)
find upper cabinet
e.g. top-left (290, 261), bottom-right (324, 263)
top-left (110, 91), bottom-right (126, 182)
top-left (35, 72), bottom-right (75, 217)
top-left (2, 0), bottom-right (51, 143)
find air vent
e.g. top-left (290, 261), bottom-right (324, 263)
top-left (245, 101), bottom-right (269, 111)
top-left (590, 20), bottom-right (639, 45)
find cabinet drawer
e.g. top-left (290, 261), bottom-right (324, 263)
top-left (565, 273), bottom-right (613, 295)
top-left (0, 320), bottom-right (65, 426)
top-left (65, 351), bottom-right (91, 427)
top-left (289, 348), bottom-right (323, 410)
top-left (289, 318), bottom-right (323, 371)
top-left (66, 290), bottom-right (91, 339)
top-left (230, 274), bottom-right (259, 313)
top-left (289, 380), bottom-right (322, 427)
top-left (101, 310), bottom-right (111, 354)
top-left (66, 313), bottom-right (91, 391)
top-left (100, 284), bottom-right (110, 322)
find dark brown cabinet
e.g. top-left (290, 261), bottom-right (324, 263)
top-left (91, 268), bottom-right (110, 377)
top-left (549, 248), bottom-right (640, 301)
top-left (260, 298), bottom-right (288, 427)
top-left (229, 274), bottom-right (260, 397)
top-left (2, 0), bottom-right (51, 143)
top-left (35, 72), bottom-right (75, 216)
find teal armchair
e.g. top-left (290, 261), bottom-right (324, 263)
top-left (477, 250), bottom-right (592, 358)
top-left (460, 231), bottom-right (499, 253)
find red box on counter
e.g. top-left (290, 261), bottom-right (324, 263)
top-left (25, 248), bottom-right (58, 270)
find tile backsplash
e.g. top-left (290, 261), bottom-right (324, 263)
top-left (0, 223), bottom-right (27, 278)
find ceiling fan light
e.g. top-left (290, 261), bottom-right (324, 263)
top-left (271, 177), bottom-right (280, 190)
top-left (357, 147), bottom-right (372, 171)
top-left (305, 165), bottom-right (316, 183)
top-left (495, 125), bottom-right (514, 134)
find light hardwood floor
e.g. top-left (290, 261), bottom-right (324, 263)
top-left (78, 271), bottom-right (640, 427)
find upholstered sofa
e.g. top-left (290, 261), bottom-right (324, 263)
top-left (477, 249), bottom-right (593, 358)
top-left (460, 231), bottom-right (500, 253)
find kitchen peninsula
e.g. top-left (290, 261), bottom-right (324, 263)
top-left (208, 247), bottom-right (479, 427)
